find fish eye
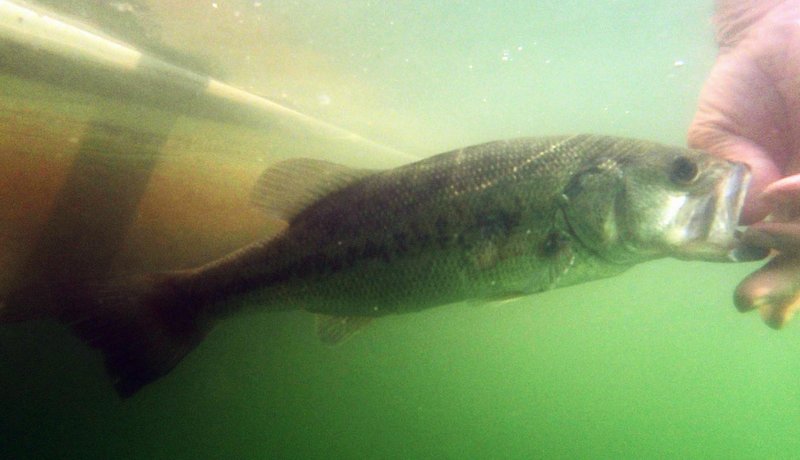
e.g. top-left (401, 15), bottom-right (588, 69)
top-left (669, 156), bottom-right (699, 185)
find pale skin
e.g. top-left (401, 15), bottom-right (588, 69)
top-left (688, 0), bottom-right (800, 327)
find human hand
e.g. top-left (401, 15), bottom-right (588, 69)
top-left (688, 0), bottom-right (800, 327)
top-left (736, 178), bottom-right (800, 328)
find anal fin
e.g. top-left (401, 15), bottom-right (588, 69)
top-left (314, 314), bottom-right (373, 345)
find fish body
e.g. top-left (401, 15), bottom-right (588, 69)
top-left (1, 134), bottom-right (761, 395)
top-left (196, 134), bottom-right (750, 317)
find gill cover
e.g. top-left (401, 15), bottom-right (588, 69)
top-left (559, 159), bottom-right (627, 257)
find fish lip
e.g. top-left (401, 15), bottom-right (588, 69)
top-left (709, 161), bottom-right (747, 247)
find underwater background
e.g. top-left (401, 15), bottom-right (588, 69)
top-left (1, 1), bottom-right (799, 458)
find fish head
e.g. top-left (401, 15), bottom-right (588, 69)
top-left (560, 142), bottom-right (766, 264)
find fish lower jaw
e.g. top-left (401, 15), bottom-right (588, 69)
top-left (666, 231), bottom-right (769, 262)
top-left (662, 216), bottom-right (740, 261)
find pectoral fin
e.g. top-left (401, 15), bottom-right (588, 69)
top-left (315, 314), bottom-right (373, 345)
top-left (485, 292), bottom-right (528, 307)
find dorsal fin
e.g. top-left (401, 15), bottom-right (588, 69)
top-left (251, 158), bottom-right (375, 221)
top-left (315, 314), bottom-right (374, 345)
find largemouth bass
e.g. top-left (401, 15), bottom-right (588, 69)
top-left (0, 134), bottom-right (763, 396)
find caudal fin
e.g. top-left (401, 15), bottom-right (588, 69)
top-left (3, 273), bottom-right (209, 397)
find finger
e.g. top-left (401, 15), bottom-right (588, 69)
top-left (760, 174), bottom-right (800, 220)
top-left (735, 254), bottom-right (800, 328)
top-left (759, 295), bottom-right (800, 329)
top-left (762, 174), bottom-right (800, 198)
top-left (742, 222), bottom-right (800, 253)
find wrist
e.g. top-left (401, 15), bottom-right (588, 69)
top-left (715, 0), bottom-right (797, 47)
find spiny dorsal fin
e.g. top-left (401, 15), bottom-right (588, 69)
top-left (315, 314), bottom-right (373, 345)
top-left (251, 158), bottom-right (375, 221)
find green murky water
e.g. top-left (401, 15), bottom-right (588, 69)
top-left (2, 1), bottom-right (800, 459)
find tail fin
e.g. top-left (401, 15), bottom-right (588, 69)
top-left (2, 272), bottom-right (209, 397)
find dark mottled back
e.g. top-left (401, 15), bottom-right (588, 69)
top-left (280, 135), bottom-right (633, 276)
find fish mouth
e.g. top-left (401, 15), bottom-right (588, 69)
top-left (670, 162), bottom-right (767, 262)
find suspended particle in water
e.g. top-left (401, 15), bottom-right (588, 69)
top-left (673, 59), bottom-right (685, 67)
top-left (109, 2), bottom-right (135, 13)
top-left (501, 49), bottom-right (511, 62)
